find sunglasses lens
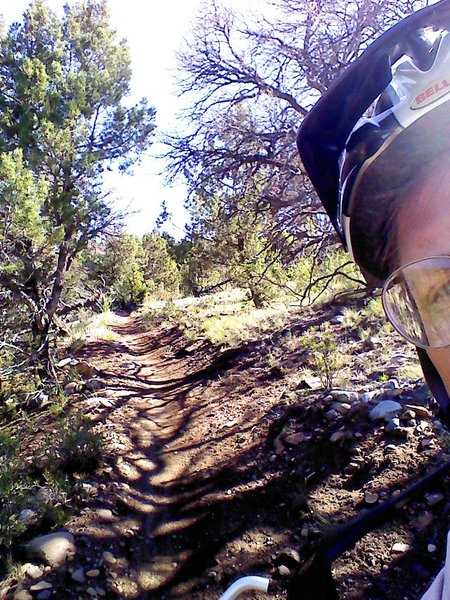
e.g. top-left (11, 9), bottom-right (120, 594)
top-left (382, 257), bottom-right (450, 348)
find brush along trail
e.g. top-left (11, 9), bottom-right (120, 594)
top-left (10, 306), bottom-right (450, 600)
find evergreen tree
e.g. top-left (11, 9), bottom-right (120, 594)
top-left (0, 0), bottom-right (155, 361)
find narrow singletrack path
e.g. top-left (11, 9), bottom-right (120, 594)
top-left (66, 312), bottom-right (273, 599)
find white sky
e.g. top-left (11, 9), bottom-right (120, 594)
top-left (0, 0), bottom-right (212, 239)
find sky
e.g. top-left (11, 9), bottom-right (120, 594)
top-left (0, 0), bottom-right (211, 239)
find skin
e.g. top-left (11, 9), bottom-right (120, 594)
top-left (396, 162), bottom-right (450, 395)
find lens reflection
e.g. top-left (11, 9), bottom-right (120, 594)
top-left (382, 256), bottom-right (450, 348)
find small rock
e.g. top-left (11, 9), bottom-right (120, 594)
top-left (383, 387), bottom-right (404, 398)
top-left (98, 398), bottom-right (114, 408)
top-left (392, 542), bottom-right (411, 553)
top-left (25, 532), bottom-right (76, 567)
top-left (405, 404), bottom-right (431, 418)
top-left (361, 390), bottom-right (378, 403)
top-left (385, 418), bottom-right (401, 432)
top-left (364, 491), bottom-right (379, 505)
top-left (284, 432), bottom-right (305, 446)
top-left (324, 409), bottom-right (339, 422)
top-left (417, 420), bottom-right (431, 433)
top-left (364, 336), bottom-right (381, 350)
top-left (75, 482), bottom-right (97, 496)
top-left (384, 379), bottom-right (400, 389)
top-left (56, 357), bottom-right (73, 368)
top-left (96, 589), bottom-right (106, 597)
top-left (298, 376), bottom-right (322, 390)
top-left (36, 591), bottom-right (52, 600)
top-left (331, 402), bottom-right (352, 414)
top-left (72, 360), bottom-right (97, 378)
top-left (29, 582), bottom-right (53, 592)
top-left (278, 565), bottom-right (291, 577)
top-left (86, 379), bottom-right (103, 392)
top-left (96, 509), bottom-right (114, 521)
top-left (87, 588), bottom-right (97, 597)
top-left (63, 381), bottom-right (79, 396)
top-left (419, 438), bottom-right (435, 451)
top-left (19, 509), bottom-right (39, 527)
top-left (401, 409), bottom-right (416, 421)
top-left (331, 315), bottom-right (345, 324)
top-left (426, 492), bottom-right (444, 506)
top-left (300, 527), bottom-right (309, 538)
top-left (384, 444), bottom-right (397, 453)
top-left (369, 400), bottom-right (402, 421)
top-left (71, 568), bottom-right (85, 583)
top-left (86, 569), bottom-right (100, 578)
top-left (330, 430), bottom-right (349, 443)
top-left (102, 551), bottom-right (116, 564)
top-left (417, 511), bottom-right (434, 530)
top-left (428, 544), bottom-right (437, 553)
top-left (277, 548), bottom-right (301, 566)
top-left (329, 390), bottom-right (358, 403)
top-left (348, 461), bottom-right (362, 472)
top-left (26, 565), bottom-right (44, 579)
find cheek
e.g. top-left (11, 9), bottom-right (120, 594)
top-left (426, 348), bottom-right (450, 395)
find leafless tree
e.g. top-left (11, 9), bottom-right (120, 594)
top-left (163, 0), bottom-right (429, 269)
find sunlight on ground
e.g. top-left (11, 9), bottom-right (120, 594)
top-left (141, 289), bottom-right (290, 346)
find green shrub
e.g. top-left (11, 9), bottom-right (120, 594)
top-left (57, 415), bottom-right (103, 475)
top-left (0, 434), bottom-right (34, 550)
top-left (301, 325), bottom-right (348, 389)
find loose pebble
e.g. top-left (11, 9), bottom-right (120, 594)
top-left (71, 567), bottom-right (85, 583)
top-left (102, 551), bottom-right (116, 564)
top-left (284, 432), bottom-right (305, 446)
top-left (86, 569), bottom-right (100, 578)
top-left (29, 582), bottom-right (53, 592)
top-left (369, 400), bottom-right (402, 421)
top-left (26, 565), bottom-right (44, 579)
top-left (392, 542), bottom-right (411, 553)
top-left (426, 492), bottom-right (444, 506)
top-left (364, 491), bottom-right (379, 505)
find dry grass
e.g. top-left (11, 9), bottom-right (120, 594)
top-left (141, 289), bottom-right (290, 346)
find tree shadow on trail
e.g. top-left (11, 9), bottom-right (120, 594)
top-left (73, 313), bottom-right (449, 600)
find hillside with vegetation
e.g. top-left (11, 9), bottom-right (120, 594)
top-left (0, 1), bottom-right (448, 599)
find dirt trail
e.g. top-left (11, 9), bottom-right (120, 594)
top-left (37, 308), bottom-right (449, 600)
top-left (68, 313), bottom-right (203, 597)
top-left (66, 312), bottom-right (278, 600)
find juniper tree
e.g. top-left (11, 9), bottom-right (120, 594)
top-left (0, 0), bottom-right (155, 362)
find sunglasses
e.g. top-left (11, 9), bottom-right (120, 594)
top-left (382, 255), bottom-right (450, 349)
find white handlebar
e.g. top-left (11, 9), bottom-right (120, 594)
top-left (218, 576), bottom-right (270, 600)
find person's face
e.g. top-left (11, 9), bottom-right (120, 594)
top-left (396, 169), bottom-right (450, 394)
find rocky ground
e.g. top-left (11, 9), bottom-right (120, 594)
top-left (1, 299), bottom-right (449, 600)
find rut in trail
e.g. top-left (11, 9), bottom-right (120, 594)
top-left (67, 312), bottom-right (274, 600)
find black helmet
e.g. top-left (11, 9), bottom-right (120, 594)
top-left (297, 0), bottom-right (450, 282)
